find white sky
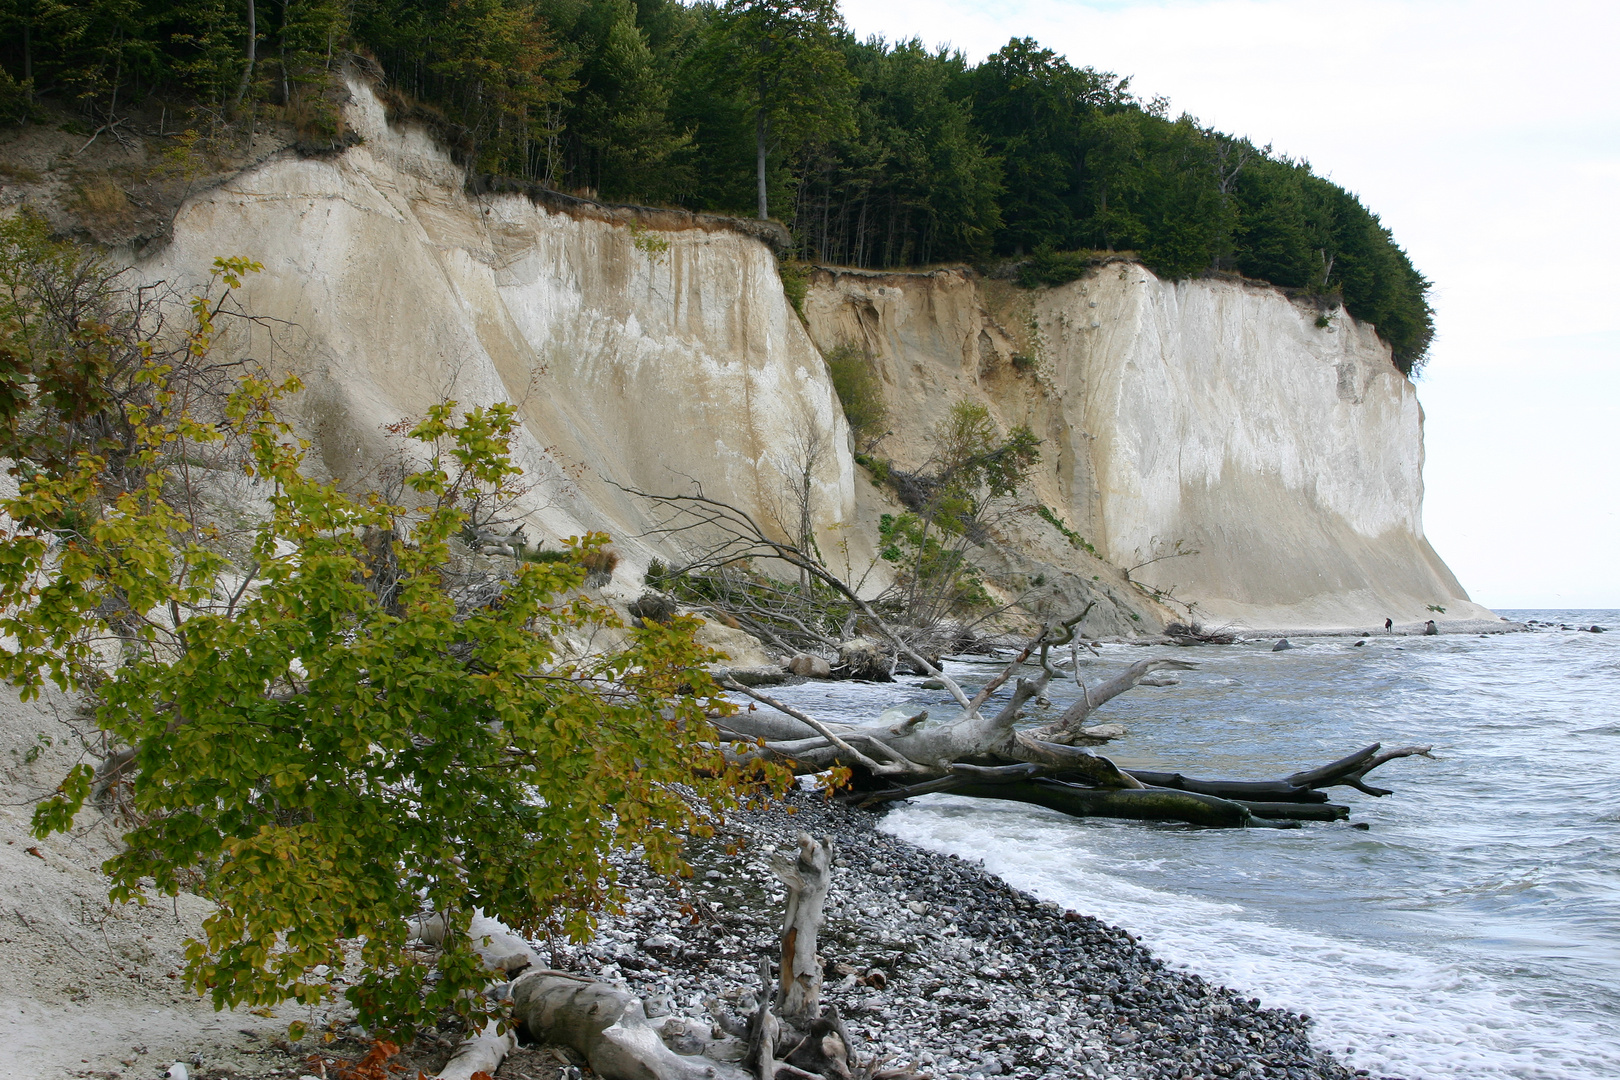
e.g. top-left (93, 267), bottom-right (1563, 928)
top-left (838, 0), bottom-right (1620, 609)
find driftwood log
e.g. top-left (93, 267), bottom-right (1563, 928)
top-left (713, 626), bottom-right (1432, 830)
top-left (633, 486), bottom-right (1433, 830)
top-left (470, 832), bottom-right (916, 1080)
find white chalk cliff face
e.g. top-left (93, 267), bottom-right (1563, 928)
top-left (137, 79), bottom-right (854, 595)
top-left (138, 77), bottom-right (1484, 633)
top-left (804, 266), bottom-right (1493, 630)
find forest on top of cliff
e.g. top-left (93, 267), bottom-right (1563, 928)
top-left (0, 0), bottom-right (1433, 372)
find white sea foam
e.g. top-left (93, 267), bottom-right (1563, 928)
top-left (740, 615), bottom-right (1620, 1080)
top-left (882, 795), bottom-right (1620, 1080)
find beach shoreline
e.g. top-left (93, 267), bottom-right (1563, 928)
top-left (574, 792), bottom-right (1365, 1080)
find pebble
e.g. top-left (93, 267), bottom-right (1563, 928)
top-left (563, 792), bottom-right (1359, 1080)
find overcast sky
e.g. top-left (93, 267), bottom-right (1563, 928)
top-left (837, 0), bottom-right (1619, 610)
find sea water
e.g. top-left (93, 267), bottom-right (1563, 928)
top-left (746, 612), bottom-right (1620, 1079)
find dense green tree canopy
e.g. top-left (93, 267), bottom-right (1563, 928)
top-left (0, 0), bottom-right (1433, 371)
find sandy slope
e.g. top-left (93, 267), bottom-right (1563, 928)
top-left (0, 688), bottom-right (300, 1079)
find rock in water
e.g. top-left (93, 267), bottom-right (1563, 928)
top-left (787, 653), bottom-right (832, 679)
top-left (1272, 639), bottom-right (1293, 651)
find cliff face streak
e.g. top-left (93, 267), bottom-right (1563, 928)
top-left (138, 80), bottom-right (1485, 633)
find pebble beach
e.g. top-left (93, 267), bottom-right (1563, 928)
top-left (566, 792), bottom-right (1365, 1080)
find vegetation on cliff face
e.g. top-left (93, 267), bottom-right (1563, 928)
top-left (0, 0), bottom-right (1432, 372)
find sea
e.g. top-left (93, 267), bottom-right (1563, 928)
top-left (747, 611), bottom-right (1620, 1080)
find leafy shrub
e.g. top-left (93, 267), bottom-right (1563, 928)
top-left (519, 546), bottom-right (574, 564)
top-left (1016, 248), bottom-right (1110, 288)
top-left (630, 221), bottom-right (672, 261)
top-left (1037, 504), bottom-right (1097, 555)
top-left (826, 343), bottom-right (887, 450)
top-left (779, 257), bottom-right (810, 316)
top-left (879, 511), bottom-right (992, 614)
top-left (853, 451), bottom-right (890, 485)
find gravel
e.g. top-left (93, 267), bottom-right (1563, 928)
top-left (562, 791), bottom-right (1373, 1080)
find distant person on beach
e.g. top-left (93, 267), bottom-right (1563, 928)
top-left (1385, 618), bottom-right (1394, 633)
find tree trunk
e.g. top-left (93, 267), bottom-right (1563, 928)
top-left (773, 834), bottom-right (833, 1025)
top-left (435, 1020), bottom-right (516, 1080)
top-left (231, 0), bottom-right (257, 115)
top-left (511, 971), bottom-right (749, 1080)
top-left (1125, 770), bottom-right (1331, 803)
top-left (958, 779), bottom-right (1252, 827)
top-left (1236, 800), bottom-right (1349, 822)
top-left (756, 88), bottom-right (769, 220)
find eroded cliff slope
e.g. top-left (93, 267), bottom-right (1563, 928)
top-left (136, 80), bottom-right (854, 622)
top-left (804, 265), bottom-right (1492, 630)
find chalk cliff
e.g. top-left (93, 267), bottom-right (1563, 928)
top-left (135, 78), bottom-right (1486, 635)
top-left (802, 265), bottom-right (1492, 630)
top-left (137, 80), bottom-right (854, 608)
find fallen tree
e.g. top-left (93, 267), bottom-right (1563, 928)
top-left (636, 487), bottom-right (1433, 829)
top-left (418, 832), bottom-right (919, 1080)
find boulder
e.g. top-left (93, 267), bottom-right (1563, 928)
top-left (628, 591), bottom-right (677, 626)
top-left (786, 653), bottom-right (832, 679)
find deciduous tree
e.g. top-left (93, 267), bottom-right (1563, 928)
top-left (707, 0), bottom-right (852, 220)
top-left (3, 239), bottom-right (767, 1038)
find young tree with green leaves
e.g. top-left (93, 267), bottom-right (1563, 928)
top-left (2, 229), bottom-right (770, 1037)
top-left (878, 400), bottom-right (1039, 629)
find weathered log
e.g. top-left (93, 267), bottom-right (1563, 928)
top-left (956, 778), bottom-right (1253, 827)
top-left (1234, 800), bottom-right (1350, 822)
top-left (1126, 771), bottom-right (1330, 803)
top-left (1285, 743), bottom-right (1434, 797)
top-left (773, 833), bottom-right (834, 1025)
top-left (1012, 733), bottom-right (1145, 789)
top-left (1284, 744), bottom-right (1380, 787)
top-left (511, 969), bottom-right (750, 1080)
top-left (435, 1020), bottom-right (516, 1080)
